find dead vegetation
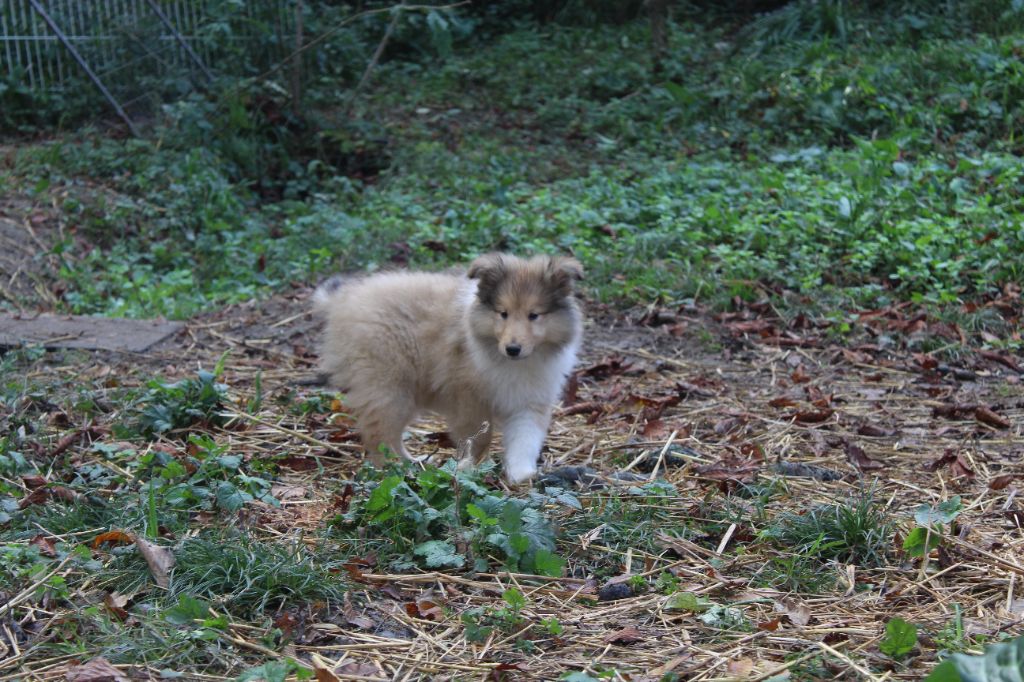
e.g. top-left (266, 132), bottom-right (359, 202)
top-left (1, 293), bottom-right (1023, 681)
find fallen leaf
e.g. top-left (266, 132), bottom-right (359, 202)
top-left (757, 617), bottom-right (782, 631)
top-left (334, 662), bottom-right (380, 678)
top-left (19, 485), bottom-right (83, 509)
top-left (64, 657), bottom-right (129, 682)
top-left (93, 530), bottom-right (135, 549)
top-left (990, 474), bottom-right (1017, 491)
top-left (713, 416), bottom-right (745, 435)
top-left (270, 483), bottom-right (307, 501)
top-left (979, 350), bottom-right (1022, 373)
top-left (694, 455), bottom-right (761, 485)
top-left (274, 612), bottom-right (300, 637)
top-left (774, 597), bottom-right (812, 626)
top-left (790, 367), bottom-right (811, 383)
top-left (343, 604), bottom-right (376, 630)
top-left (311, 653), bottom-right (341, 682)
top-left (30, 534), bottom-right (57, 557)
top-left (405, 590), bottom-right (444, 621)
top-left (602, 625), bottom-right (644, 644)
top-left (926, 450), bottom-right (975, 480)
top-left (857, 422), bottom-right (895, 437)
top-left (976, 406), bottom-right (1010, 429)
top-left (134, 537), bottom-right (175, 589)
top-left (790, 409), bottom-right (834, 424)
top-left (104, 592), bottom-right (130, 621)
top-left (22, 474), bottom-right (47, 488)
top-left (844, 442), bottom-right (884, 472)
top-left (727, 657), bottom-right (755, 677)
top-left (279, 454), bottom-right (319, 471)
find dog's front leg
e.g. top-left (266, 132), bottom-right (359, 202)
top-left (500, 411), bottom-right (550, 483)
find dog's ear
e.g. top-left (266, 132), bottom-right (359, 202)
top-left (468, 253), bottom-right (508, 306)
top-left (547, 256), bottom-right (584, 298)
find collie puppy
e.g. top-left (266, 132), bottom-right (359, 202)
top-left (314, 253), bottom-right (583, 483)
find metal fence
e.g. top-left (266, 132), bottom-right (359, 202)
top-left (1, 1), bottom-right (298, 128)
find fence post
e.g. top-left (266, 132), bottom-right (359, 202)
top-left (143, 0), bottom-right (214, 83)
top-left (26, 0), bottom-right (141, 136)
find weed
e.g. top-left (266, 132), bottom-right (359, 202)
top-left (338, 460), bottom-right (573, 575)
top-left (164, 534), bottom-right (349, 617)
top-left (760, 491), bottom-right (894, 567)
top-left (133, 363), bottom-right (229, 438)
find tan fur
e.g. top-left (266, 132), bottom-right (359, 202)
top-left (315, 254), bottom-right (583, 482)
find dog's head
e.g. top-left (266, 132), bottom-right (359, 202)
top-left (467, 253), bottom-right (583, 359)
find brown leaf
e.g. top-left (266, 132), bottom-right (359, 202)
top-left (334, 662), bottom-right (380, 678)
top-left (343, 604), bottom-right (376, 630)
top-left (104, 592), bottom-right (130, 621)
top-left (856, 422), bottom-right (895, 438)
top-left (989, 474), bottom-right (1018, 491)
top-left (932, 403), bottom-right (978, 420)
top-left (926, 449), bottom-right (957, 472)
top-left (311, 653), bottom-right (341, 682)
top-left (774, 597), bottom-right (812, 626)
top-left (844, 442), bottom-right (884, 472)
top-left (22, 474), bottom-right (48, 489)
top-left (30, 534), bottom-right (57, 557)
top-left (93, 530), bottom-right (136, 549)
top-left (713, 416), bottom-right (745, 435)
top-left (694, 455), bottom-right (760, 485)
top-left (768, 396), bottom-right (798, 409)
top-left (790, 409), bottom-right (835, 424)
top-left (950, 453), bottom-right (976, 480)
top-left (19, 485), bottom-right (83, 509)
top-left (980, 350), bottom-right (1023, 373)
top-left (274, 612), bottom-right (300, 637)
top-left (134, 536), bottom-right (175, 589)
top-left (790, 367), bottom-right (811, 383)
top-left (727, 657), bottom-right (755, 677)
top-left (64, 657), bottom-right (129, 682)
top-left (757, 617), bottom-right (782, 631)
top-left (602, 625), bottom-right (644, 644)
top-left (643, 418), bottom-right (672, 439)
top-left (406, 590), bottom-right (444, 621)
top-left (279, 454), bottom-right (319, 471)
top-left (976, 406), bottom-right (1010, 429)
top-left (270, 483), bottom-right (307, 501)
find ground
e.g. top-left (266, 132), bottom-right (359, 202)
top-left (2, 286), bottom-right (1022, 681)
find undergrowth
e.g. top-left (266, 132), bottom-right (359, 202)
top-left (1, 1), bottom-right (1022, 322)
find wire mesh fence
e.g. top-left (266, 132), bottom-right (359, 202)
top-left (0, 0), bottom-right (299, 116)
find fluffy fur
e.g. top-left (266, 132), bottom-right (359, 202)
top-left (314, 253), bottom-right (584, 482)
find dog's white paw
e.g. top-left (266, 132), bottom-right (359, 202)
top-left (503, 457), bottom-right (538, 484)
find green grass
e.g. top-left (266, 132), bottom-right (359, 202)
top-left (759, 491), bottom-right (895, 568)
top-left (1, 1), bottom-right (1022, 323)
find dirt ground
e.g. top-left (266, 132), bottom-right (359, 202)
top-left (3, 283), bottom-right (1023, 680)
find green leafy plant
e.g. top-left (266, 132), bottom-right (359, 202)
top-left (904, 496), bottom-right (963, 558)
top-left (344, 460), bottom-right (573, 575)
top-left (135, 361), bottom-right (229, 438)
top-left (925, 633), bottom-right (1024, 681)
top-left (880, 617), bottom-right (919, 659)
top-left (139, 433), bottom-right (278, 518)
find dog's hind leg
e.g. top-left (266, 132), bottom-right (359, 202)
top-left (356, 398), bottom-right (417, 465)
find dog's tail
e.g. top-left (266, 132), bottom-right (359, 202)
top-left (312, 275), bottom-right (346, 312)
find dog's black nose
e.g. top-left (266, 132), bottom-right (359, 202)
top-left (505, 344), bottom-right (522, 357)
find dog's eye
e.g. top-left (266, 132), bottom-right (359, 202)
top-left (528, 312), bottom-right (539, 321)
top-left (499, 311), bottom-right (508, 319)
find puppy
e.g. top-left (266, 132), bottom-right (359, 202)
top-left (314, 253), bottom-right (583, 483)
